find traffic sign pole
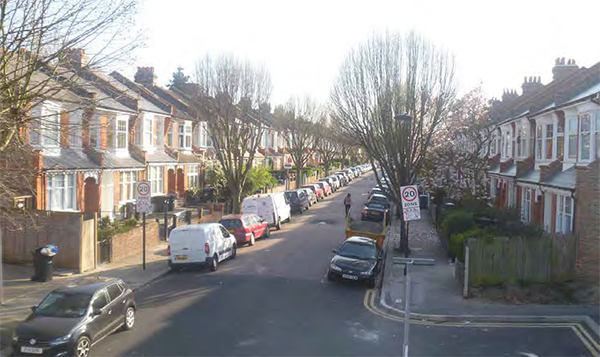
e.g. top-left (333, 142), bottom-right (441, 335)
top-left (142, 212), bottom-right (146, 271)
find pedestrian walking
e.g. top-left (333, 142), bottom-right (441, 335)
top-left (344, 193), bottom-right (352, 217)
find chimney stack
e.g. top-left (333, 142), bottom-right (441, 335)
top-left (63, 48), bottom-right (88, 69)
top-left (552, 57), bottom-right (579, 82)
top-left (134, 67), bottom-right (156, 87)
top-left (502, 89), bottom-right (519, 103)
top-left (521, 76), bottom-right (543, 97)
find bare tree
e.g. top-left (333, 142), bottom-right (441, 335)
top-left (192, 54), bottom-right (272, 213)
top-left (274, 98), bottom-right (319, 188)
top-left (421, 87), bottom-right (494, 202)
top-left (330, 31), bottom-right (456, 253)
top-left (313, 117), bottom-right (340, 176)
top-left (0, 0), bottom-right (140, 212)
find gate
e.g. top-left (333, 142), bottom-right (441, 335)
top-left (97, 238), bottom-right (112, 265)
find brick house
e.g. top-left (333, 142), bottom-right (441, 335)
top-left (486, 58), bottom-right (600, 281)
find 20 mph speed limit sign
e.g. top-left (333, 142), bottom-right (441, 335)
top-left (136, 181), bottom-right (153, 213)
top-left (400, 185), bottom-right (421, 221)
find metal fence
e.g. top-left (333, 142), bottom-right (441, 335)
top-left (97, 238), bottom-right (112, 265)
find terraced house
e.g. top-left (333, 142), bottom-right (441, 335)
top-left (486, 58), bottom-right (600, 280)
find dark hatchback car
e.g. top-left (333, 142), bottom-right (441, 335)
top-left (361, 201), bottom-right (391, 224)
top-left (284, 189), bottom-right (309, 214)
top-left (12, 279), bottom-right (136, 357)
top-left (327, 236), bottom-right (382, 288)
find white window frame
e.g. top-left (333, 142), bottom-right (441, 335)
top-left (149, 166), bottom-right (164, 195)
top-left (521, 187), bottom-right (531, 223)
top-left (579, 112), bottom-right (591, 161)
top-left (595, 111), bottom-right (600, 160)
top-left (188, 165), bottom-right (199, 188)
top-left (545, 123), bottom-right (554, 160)
top-left (166, 125), bottom-right (174, 147)
top-left (536, 125), bottom-right (542, 160)
top-left (47, 173), bottom-right (77, 211)
top-left (144, 116), bottom-right (153, 148)
top-left (567, 116), bottom-right (578, 160)
top-left (90, 115), bottom-right (100, 149)
top-left (120, 171), bottom-right (137, 201)
top-left (184, 122), bottom-right (192, 149)
top-left (555, 194), bottom-right (573, 234)
top-left (40, 104), bottom-right (61, 148)
top-left (116, 116), bottom-right (128, 150)
top-left (70, 110), bottom-right (82, 147)
top-left (507, 181), bottom-right (516, 208)
top-left (490, 177), bottom-right (497, 198)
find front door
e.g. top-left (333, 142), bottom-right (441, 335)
top-left (84, 177), bottom-right (100, 213)
top-left (167, 169), bottom-right (176, 195)
top-left (177, 168), bottom-right (185, 198)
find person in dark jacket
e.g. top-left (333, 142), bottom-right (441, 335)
top-left (344, 193), bottom-right (352, 217)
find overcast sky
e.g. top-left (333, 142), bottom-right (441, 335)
top-left (128, 0), bottom-right (600, 106)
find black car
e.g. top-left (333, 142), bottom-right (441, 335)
top-left (368, 193), bottom-right (390, 206)
top-left (327, 236), bottom-right (382, 288)
top-left (284, 189), bottom-right (309, 214)
top-left (12, 279), bottom-right (136, 357)
top-left (361, 201), bottom-right (391, 224)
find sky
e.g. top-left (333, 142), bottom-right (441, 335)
top-left (126, 0), bottom-right (600, 106)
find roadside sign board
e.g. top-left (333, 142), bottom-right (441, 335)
top-left (284, 162), bottom-right (293, 170)
top-left (136, 181), bottom-right (152, 213)
top-left (400, 185), bottom-right (421, 221)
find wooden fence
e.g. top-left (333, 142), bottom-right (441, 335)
top-left (465, 234), bottom-right (578, 287)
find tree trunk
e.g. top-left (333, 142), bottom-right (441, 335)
top-left (231, 187), bottom-right (242, 214)
top-left (296, 167), bottom-right (302, 188)
top-left (325, 163), bottom-right (330, 176)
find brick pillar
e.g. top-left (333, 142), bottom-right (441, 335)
top-left (60, 111), bottom-right (70, 148)
top-left (575, 160), bottom-right (600, 282)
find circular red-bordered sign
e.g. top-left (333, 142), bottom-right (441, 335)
top-left (401, 186), bottom-right (418, 202)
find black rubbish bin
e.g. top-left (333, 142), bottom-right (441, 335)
top-left (419, 194), bottom-right (429, 209)
top-left (31, 247), bottom-right (54, 282)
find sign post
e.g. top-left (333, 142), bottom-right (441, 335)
top-left (284, 162), bottom-right (292, 190)
top-left (136, 181), bottom-right (152, 271)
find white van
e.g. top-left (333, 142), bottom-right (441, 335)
top-left (242, 192), bottom-right (291, 230)
top-left (168, 223), bottom-right (237, 272)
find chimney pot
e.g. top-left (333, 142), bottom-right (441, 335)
top-left (63, 48), bottom-right (88, 68)
top-left (134, 67), bottom-right (155, 86)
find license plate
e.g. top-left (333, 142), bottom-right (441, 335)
top-left (228, 229), bottom-right (235, 234)
top-left (372, 211), bottom-right (381, 215)
top-left (342, 274), bottom-right (358, 280)
top-left (175, 255), bottom-right (188, 261)
top-left (21, 347), bottom-right (43, 354)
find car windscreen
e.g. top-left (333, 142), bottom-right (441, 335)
top-left (337, 242), bottom-right (377, 260)
top-left (366, 202), bottom-right (387, 210)
top-left (35, 292), bottom-right (92, 318)
top-left (220, 219), bottom-right (243, 229)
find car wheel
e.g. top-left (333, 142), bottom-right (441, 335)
top-left (123, 306), bottom-right (135, 331)
top-left (249, 233), bottom-right (255, 246)
top-left (231, 244), bottom-right (237, 259)
top-left (366, 278), bottom-right (376, 289)
top-left (209, 254), bottom-right (219, 272)
top-left (327, 271), bottom-right (335, 281)
top-left (276, 219), bottom-right (282, 230)
top-left (265, 227), bottom-right (271, 238)
top-left (73, 336), bottom-right (91, 357)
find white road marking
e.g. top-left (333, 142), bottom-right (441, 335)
top-left (518, 352), bottom-right (539, 357)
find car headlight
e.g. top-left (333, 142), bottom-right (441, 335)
top-left (330, 263), bottom-right (342, 272)
top-left (12, 331), bottom-right (18, 343)
top-left (49, 334), bottom-right (72, 346)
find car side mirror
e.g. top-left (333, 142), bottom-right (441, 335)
top-left (377, 257), bottom-right (383, 262)
top-left (92, 309), bottom-right (102, 316)
top-left (332, 249), bottom-right (338, 254)
top-left (30, 306), bottom-right (37, 312)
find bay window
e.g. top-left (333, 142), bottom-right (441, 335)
top-left (188, 165), bottom-right (199, 187)
top-left (185, 122), bottom-right (192, 148)
top-left (567, 117), bottom-right (578, 159)
top-left (545, 124), bottom-right (553, 159)
top-left (70, 111), bottom-right (82, 147)
top-left (556, 195), bottom-right (573, 234)
top-left (507, 182), bottom-right (516, 207)
top-left (149, 166), bottom-right (164, 194)
top-left (90, 116), bottom-right (99, 148)
top-left (536, 125), bottom-right (542, 159)
top-left (556, 119), bottom-right (564, 160)
top-left (521, 187), bottom-right (531, 223)
top-left (120, 171), bottom-right (137, 201)
top-left (144, 117), bottom-right (153, 147)
top-left (47, 174), bottom-right (76, 210)
top-left (167, 126), bottom-right (173, 147)
top-left (595, 112), bottom-right (600, 160)
top-left (579, 112), bottom-right (591, 160)
top-left (490, 177), bottom-right (497, 198)
top-left (116, 117), bottom-right (128, 149)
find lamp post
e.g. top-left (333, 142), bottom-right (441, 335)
top-left (393, 113), bottom-right (413, 258)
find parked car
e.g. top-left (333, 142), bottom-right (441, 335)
top-left (361, 201), bottom-right (391, 225)
top-left (241, 192), bottom-right (291, 230)
top-left (368, 187), bottom-right (384, 200)
top-left (368, 193), bottom-right (390, 206)
top-left (336, 171), bottom-right (351, 183)
top-left (327, 236), bottom-right (383, 288)
top-left (12, 279), bottom-right (136, 357)
top-left (302, 184), bottom-right (324, 200)
top-left (300, 187), bottom-right (318, 206)
top-left (344, 169), bottom-right (356, 180)
top-left (328, 176), bottom-right (341, 190)
top-left (334, 174), bottom-right (348, 186)
top-left (220, 214), bottom-right (269, 246)
top-left (319, 178), bottom-right (336, 192)
top-left (284, 190), bottom-right (309, 214)
top-left (168, 223), bottom-right (237, 271)
top-left (316, 181), bottom-right (332, 196)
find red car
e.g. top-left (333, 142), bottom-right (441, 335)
top-left (219, 214), bottom-right (270, 246)
top-left (315, 181), bottom-right (332, 197)
top-left (302, 184), bottom-right (325, 200)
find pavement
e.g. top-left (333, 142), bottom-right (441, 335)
top-left (3, 172), bottom-right (600, 356)
top-left (380, 206), bottom-right (600, 330)
top-left (0, 242), bottom-right (170, 355)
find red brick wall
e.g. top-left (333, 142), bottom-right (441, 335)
top-left (575, 160), bottom-right (600, 282)
top-left (110, 221), bottom-right (160, 262)
top-left (60, 111), bottom-right (70, 148)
